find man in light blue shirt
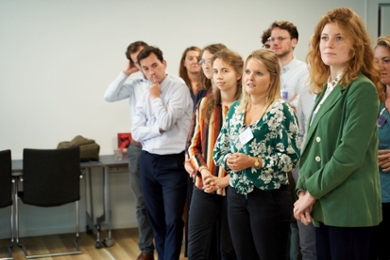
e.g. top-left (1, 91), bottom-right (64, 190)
top-left (104, 41), bottom-right (155, 260)
top-left (269, 20), bottom-right (316, 260)
top-left (132, 46), bottom-right (193, 260)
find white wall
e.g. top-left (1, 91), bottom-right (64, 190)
top-left (0, 0), bottom-right (375, 158)
top-left (0, 0), bottom-right (388, 239)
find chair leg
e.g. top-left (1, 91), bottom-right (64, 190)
top-left (0, 207), bottom-right (14, 260)
top-left (0, 248), bottom-right (13, 260)
top-left (6, 202), bottom-right (14, 260)
top-left (2, 178), bottom-right (17, 260)
top-left (16, 200), bottom-right (81, 259)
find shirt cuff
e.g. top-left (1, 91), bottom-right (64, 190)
top-left (151, 125), bottom-right (162, 135)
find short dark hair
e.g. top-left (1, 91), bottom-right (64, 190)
top-left (270, 20), bottom-right (299, 40)
top-left (137, 46), bottom-right (164, 65)
top-left (261, 28), bottom-right (271, 44)
top-left (125, 41), bottom-right (148, 62)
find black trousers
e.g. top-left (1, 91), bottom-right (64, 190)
top-left (370, 202), bottom-right (390, 260)
top-left (187, 186), bottom-right (236, 260)
top-left (227, 185), bottom-right (292, 260)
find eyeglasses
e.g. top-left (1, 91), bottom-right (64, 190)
top-left (267, 36), bottom-right (291, 42)
top-left (198, 59), bottom-right (211, 66)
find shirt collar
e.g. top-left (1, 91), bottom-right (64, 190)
top-left (281, 57), bottom-right (297, 74)
top-left (327, 73), bottom-right (343, 88)
top-left (157, 74), bottom-right (169, 93)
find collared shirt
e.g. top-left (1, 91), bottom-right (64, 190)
top-left (132, 74), bottom-right (193, 155)
top-left (280, 57), bottom-right (310, 108)
top-left (296, 86), bottom-right (316, 148)
top-left (186, 97), bottom-right (229, 196)
top-left (104, 72), bottom-right (149, 120)
top-left (311, 74), bottom-right (342, 125)
top-left (378, 103), bottom-right (390, 203)
top-left (213, 99), bottom-right (300, 196)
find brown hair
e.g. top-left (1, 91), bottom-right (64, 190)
top-left (204, 49), bottom-right (243, 124)
top-left (270, 20), bottom-right (299, 40)
top-left (179, 46), bottom-right (201, 92)
top-left (137, 46), bottom-right (164, 65)
top-left (307, 7), bottom-right (384, 102)
top-left (199, 43), bottom-right (227, 91)
top-left (261, 28), bottom-right (271, 45)
top-left (125, 41), bottom-right (148, 62)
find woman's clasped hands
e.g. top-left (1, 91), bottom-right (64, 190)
top-left (227, 152), bottom-right (255, 172)
top-left (293, 191), bottom-right (316, 226)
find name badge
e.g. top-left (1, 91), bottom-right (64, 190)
top-left (281, 90), bottom-right (288, 100)
top-left (239, 126), bottom-right (254, 146)
top-left (378, 115), bottom-right (387, 128)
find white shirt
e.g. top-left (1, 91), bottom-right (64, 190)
top-left (132, 74), bottom-right (193, 155)
top-left (104, 72), bottom-right (150, 121)
top-left (296, 86), bottom-right (316, 147)
top-left (310, 74), bottom-right (342, 127)
top-left (312, 74), bottom-right (342, 115)
top-left (280, 57), bottom-right (310, 108)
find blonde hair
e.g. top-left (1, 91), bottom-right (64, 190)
top-left (375, 35), bottom-right (390, 91)
top-left (237, 49), bottom-right (281, 113)
top-left (376, 36), bottom-right (390, 53)
top-left (307, 7), bottom-right (384, 102)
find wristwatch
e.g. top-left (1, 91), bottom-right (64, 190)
top-left (254, 157), bottom-right (260, 168)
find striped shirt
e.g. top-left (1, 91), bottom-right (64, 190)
top-left (186, 96), bottom-right (229, 196)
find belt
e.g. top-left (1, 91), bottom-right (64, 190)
top-left (131, 139), bottom-right (142, 148)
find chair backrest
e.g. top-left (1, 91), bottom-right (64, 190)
top-left (22, 147), bottom-right (80, 207)
top-left (0, 149), bottom-right (12, 208)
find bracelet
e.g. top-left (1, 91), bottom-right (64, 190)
top-left (198, 166), bottom-right (207, 173)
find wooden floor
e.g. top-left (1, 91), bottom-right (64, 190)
top-left (0, 228), bottom-right (186, 260)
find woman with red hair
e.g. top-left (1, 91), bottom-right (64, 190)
top-left (294, 7), bottom-right (384, 260)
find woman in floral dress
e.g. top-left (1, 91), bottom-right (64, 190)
top-left (213, 49), bottom-right (300, 260)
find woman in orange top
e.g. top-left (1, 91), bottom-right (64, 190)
top-left (186, 48), bottom-right (243, 259)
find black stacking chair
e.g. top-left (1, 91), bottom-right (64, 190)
top-left (15, 147), bottom-right (82, 258)
top-left (0, 150), bottom-right (13, 260)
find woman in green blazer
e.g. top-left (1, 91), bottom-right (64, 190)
top-left (293, 8), bottom-right (385, 260)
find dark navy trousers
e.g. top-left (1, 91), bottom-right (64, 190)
top-left (316, 222), bottom-right (374, 260)
top-left (140, 150), bottom-right (187, 260)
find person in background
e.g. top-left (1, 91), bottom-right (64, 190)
top-left (179, 46), bottom-right (202, 100)
top-left (294, 7), bottom-right (384, 260)
top-left (183, 43), bottom-right (228, 258)
top-left (269, 19), bottom-right (311, 260)
top-left (370, 35), bottom-right (390, 260)
top-left (292, 34), bottom-right (317, 260)
top-left (194, 43), bottom-right (228, 106)
top-left (261, 28), bottom-right (271, 49)
top-left (295, 80), bottom-right (316, 260)
top-left (186, 48), bottom-right (242, 260)
top-left (132, 46), bottom-right (193, 260)
top-left (213, 49), bottom-right (300, 260)
top-left (269, 20), bottom-right (309, 109)
top-left (104, 41), bottom-right (155, 260)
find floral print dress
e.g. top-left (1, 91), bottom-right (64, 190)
top-left (213, 98), bottom-right (300, 196)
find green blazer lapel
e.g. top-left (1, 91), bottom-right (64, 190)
top-left (302, 85), bottom-right (345, 154)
